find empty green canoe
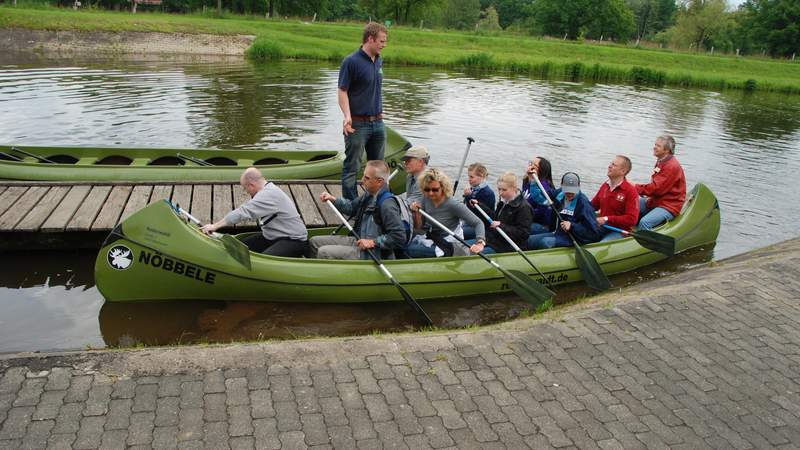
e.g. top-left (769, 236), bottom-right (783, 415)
top-left (1, 127), bottom-right (410, 182)
top-left (94, 184), bottom-right (720, 303)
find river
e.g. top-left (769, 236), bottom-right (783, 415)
top-left (1, 54), bottom-right (798, 353)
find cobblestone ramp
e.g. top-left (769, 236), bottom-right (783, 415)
top-left (1, 238), bottom-right (800, 449)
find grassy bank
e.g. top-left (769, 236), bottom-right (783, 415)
top-left (2, 6), bottom-right (800, 93)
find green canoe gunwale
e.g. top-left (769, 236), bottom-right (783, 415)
top-left (94, 183), bottom-right (721, 303)
top-left (0, 126), bottom-right (411, 183)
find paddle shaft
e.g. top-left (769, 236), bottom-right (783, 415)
top-left (416, 209), bottom-right (505, 270)
top-left (11, 146), bottom-right (56, 164)
top-left (176, 205), bottom-right (223, 238)
top-left (472, 205), bottom-right (553, 287)
top-left (177, 153), bottom-right (212, 166)
top-left (531, 174), bottom-right (582, 247)
top-left (603, 224), bottom-right (629, 235)
top-left (452, 137), bottom-right (475, 192)
top-left (325, 200), bottom-right (433, 326)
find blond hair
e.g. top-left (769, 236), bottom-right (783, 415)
top-left (467, 162), bottom-right (488, 178)
top-left (418, 168), bottom-right (454, 198)
top-left (362, 23), bottom-right (387, 43)
top-left (497, 171), bottom-right (519, 191)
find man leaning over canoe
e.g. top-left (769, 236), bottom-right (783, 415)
top-left (309, 160), bottom-right (409, 260)
top-left (201, 167), bottom-right (308, 257)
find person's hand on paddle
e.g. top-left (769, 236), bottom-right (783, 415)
top-left (200, 223), bottom-right (219, 235)
top-left (409, 201), bottom-right (421, 212)
top-left (526, 160), bottom-right (538, 178)
top-left (463, 186), bottom-right (472, 197)
top-left (357, 239), bottom-right (376, 250)
top-left (343, 117), bottom-right (355, 135)
top-left (560, 221), bottom-right (572, 232)
top-left (320, 192), bottom-right (336, 203)
top-left (596, 216), bottom-right (608, 226)
top-left (469, 240), bottom-right (486, 254)
top-left (489, 221), bottom-right (502, 229)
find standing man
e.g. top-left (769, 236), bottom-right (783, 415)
top-left (200, 167), bottom-right (307, 257)
top-left (635, 135), bottom-right (686, 230)
top-left (338, 22), bottom-right (388, 200)
top-left (592, 155), bottom-right (639, 241)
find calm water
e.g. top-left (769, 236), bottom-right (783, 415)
top-left (1, 53), bottom-right (798, 353)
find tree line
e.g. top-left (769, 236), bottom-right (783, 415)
top-left (40, 0), bottom-right (800, 58)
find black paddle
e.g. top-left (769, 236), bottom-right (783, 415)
top-left (177, 153), bottom-right (213, 166)
top-left (603, 224), bottom-right (675, 257)
top-left (11, 146), bottom-right (56, 164)
top-left (417, 209), bottom-right (551, 307)
top-left (330, 169), bottom-right (400, 236)
top-left (472, 205), bottom-right (556, 298)
top-left (532, 174), bottom-right (611, 292)
top-left (173, 202), bottom-right (253, 270)
top-left (452, 137), bottom-right (475, 192)
top-left (326, 200), bottom-right (433, 327)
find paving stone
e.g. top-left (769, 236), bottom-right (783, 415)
top-left (289, 366), bottom-right (313, 387)
top-left (501, 404), bottom-right (538, 435)
top-left (374, 421), bottom-right (408, 450)
top-left (0, 367), bottom-right (27, 395)
top-left (64, 376), bottom-right (92, 403)
top-left (52, 402), bottom-right (83, 434)
top-left (418, 416), bottom-right (454, 448)
top-left (355, 437), bottom-right (380, 449)
top-left (352, 369), bottom-right (381, 395)
top-left (270, 374), bottom-right (294, 402)
top-left (378, 379), bottom-right (406, 406)
top-left (110, 378), bottom-right (135, 399)
top-left (250, 389), bottom-right (275, 419)
top-left (327, 425), bottom-right (356, 449)
top-left (484, 380), bottom-right (517, 407)
top-left (203, 371), bottom-right (226, 394)
top-left (127, 412), bottom-right (155, 446)
top-left (389, 403), bottom-right (423, 436)
top-left (472, 395), bottom-right (508, 424)
top-left (444, 384), bottom-right (477, 413)
top-left (366, 356), bottom-right (394, 380)
top-left (274, 400), bottom-right (301, 432)
top-left (132, 383), bottom-right (158, 413)
top-left (152, 426), bottom-right (178, 449)
top-left (0, 406), bottom-right (34, 440)
top-left (156, 375), bottom-right (182, 398)
top-left (104, 398), bottom-right (133, 431)
top-left (47, 433), bottom-right (77, 450)
top-left (337, 383), bottom-right (365, 410)
top-left (405, 390), bottom-right (436, 418)
top-left (245, 367), bottom-right (268, 391)
top-left (20, 418), bottom-right (54, 449)
top-left (177, 440), bottom-right (203, 450)
top-left (532, 415), bottom-right (574, 448)
top-left (404, 352), bottom-right (431, 376)
top-left (319, 396), bottom-right (348, 427)
top-left (311, 371), bottom-right (337, 398)
top-left (346, 409), bottom-right (376, 440)
top-left (229, 436), bottom-right (255, 450)
top-left (253, 418), bottom-right (280, 450)
top-left (493, 421), bottom-right (527, 448)
top-left (295, 385), bottom-right (321, 414)
top-left (177, 408), bottom-right (203, 442)
top-left (32, 389), bottom-right (66, 421)
top-left (13, 378), bottom-right (45, 407)
top-left (463, 411), bottom-right (498, 442)
top-left (363, 393), bottom-right (393, 422)
top-left (228, 405), bottom-right (254, 437)
top-left (454, 371), bottom-right (487, 397)
top-left (43, 368), bottom-right (72, 392)
top-left (179, 381), bottom-right (204, 409)
top-left (74, 415), bottom-right (105, 449)
top-left (202, 421), bottom-right (229, 449)
top-left (417, 374), bottom-right (448, 402)
top-left (391, 365), bottom-right (421, 391)
top-left (402, 433), bottom-right (432, 450)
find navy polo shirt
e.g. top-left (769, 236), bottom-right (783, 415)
top-left (338, 48), bottom-right (383, 117)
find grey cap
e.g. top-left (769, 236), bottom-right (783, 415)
top-left (401, 145), bottom-right (429, 161)
top-left (561, 172), bottom-right (580, 194)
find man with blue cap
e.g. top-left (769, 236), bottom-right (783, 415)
top-left (527, 172), bottom-right (602, 249)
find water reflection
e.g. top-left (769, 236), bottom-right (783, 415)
top-left (0, 54), bottom-right (798, 352)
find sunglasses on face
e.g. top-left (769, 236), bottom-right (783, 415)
top-left (424, 187), bottom-right (441, 193)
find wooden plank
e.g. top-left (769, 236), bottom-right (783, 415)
top-left (0, 186), bottom-right (29, 218)
top-left (149, 185), bottom-right (174, 205)
top-left (190, 184), bottom-right (212, 225)
top-left (308, 184), bottom-right (341, 226)
top-left (290, 184), bottom-right (325, 227)
top-left (232, 185), bottom-right (254, 228)
top-left (91, 186), bottom-right (132, 231)
top-left (0, 186), bottom-right (49, 230)
top-left (325, 183), bottom-right (344, 199)
top-left (15, 186), bottom-right (71, 231)
top-left (212, 184), bottom-right (233, 224)
top-left (119, 185), bottom-right (153, 222)
top-left (171, 185), bottom-right (192, 213)
top-left (67, 186), bottom-right (112, 231)
top-left (276, 183), bottom-right (293, 200)
top-left (41, 185), bottom-right (91, 232)
top-left (0, 186), bottom-right (6, 196)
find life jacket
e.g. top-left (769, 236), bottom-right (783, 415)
top-left (373, 190), bottom-right (414, 248)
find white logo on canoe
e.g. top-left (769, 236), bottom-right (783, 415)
top-left (107, 245), bottom-right (133, 270)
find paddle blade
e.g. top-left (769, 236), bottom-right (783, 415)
top-left (505, 269), bottom-right (555, 307)
top-left (574, 246), bottom-right (611, 292)
top-left (220, 234), bottom-right (252, 271)
top-left (632, 230), bottom-right (676, 257)
top-left (388, 277), bottom-right (433, 326)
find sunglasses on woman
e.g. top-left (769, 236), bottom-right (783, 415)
top-left (423, 187), bottom-right (441, 193)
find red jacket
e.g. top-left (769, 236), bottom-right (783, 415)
top-left (636, 155), bottom-right (686, 217)
top-left (591, 178), bottom-right (639, 231)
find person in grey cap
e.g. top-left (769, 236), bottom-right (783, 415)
top-left (527, 172), bottom-right (601, 249)
top-left (400, 145), bottom-right (430, 207)
top-left (201, 167), bottom-right (307, 257)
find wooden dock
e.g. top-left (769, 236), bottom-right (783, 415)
top-left (0, 180), bottom-right (353, 249)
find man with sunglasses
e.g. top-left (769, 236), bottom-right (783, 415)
top-left (308, 160), bottom-right (408, 260)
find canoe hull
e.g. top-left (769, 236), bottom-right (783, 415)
top-left (95, 184), bottom-right (720, 303)
top-left (1, 127), bottom-right (410, 184)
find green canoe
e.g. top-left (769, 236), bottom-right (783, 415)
top-left (95, 183), bottom-right (720, 303)
top-left (0, 127), bottom-right (410, 183)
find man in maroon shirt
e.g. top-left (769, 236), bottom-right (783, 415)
top-left (635, 135), bottom-right (686, 230)
top-left (592, 155), bottom-right (639, 241)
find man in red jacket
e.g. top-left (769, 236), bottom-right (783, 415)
top-left (592, 155), bottom-right (639, 241)
top-left (636, 135), bottom-right (686, 230)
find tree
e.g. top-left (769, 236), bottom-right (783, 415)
top-left (476, 5), bottom-right (502, 30)
top-left (444, 0), bottom-right (480, 29)
top-left (533, 0), bottom-right (636, 40)
top-left (669, 0), bottom-right (728, 50)
top-left (742, 0), bottom-right (800, 57)
top-left (627, 0), bottom-right (677, 41)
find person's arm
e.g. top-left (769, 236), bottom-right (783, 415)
top-left (374, 199), bottom-right (407, 250)
top-left (606, 185), bottom-right (640, 230)
top-left (453, 201), bottom-right (485, 244)
top-left (637, 161), bottom-right (678, 197)
top-left (498, 201), bottom-right (532, 244)
top-left (569, 197), bottom-right (601, 243)
top-left (337, 88), bottom-right (354, 135)
top-left (200, 217), bottom-right (229, 235)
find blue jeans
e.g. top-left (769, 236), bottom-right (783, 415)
top-left (342, 120), bottom-right (386, 200)
top-left (465, 239), bottom-right (496, 254)
top-left (599, 230), bottom-right (624, 242)
top-left (527, 232), bottom-right (557, 250)
top-left (530, 222), bottom-right (550, 235)
top-left (406, 240), bottom-right (437, 258)
top-left (638, 197), bottom-right (674, 231)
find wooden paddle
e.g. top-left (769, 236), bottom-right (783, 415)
top-left (326, 200), bottom-right (433, 327)
top-left (532, 174), bottom-right (611, 292)
top-left (417, 209), bottom-right (552, 307)
top-left (472, 205), bottom-right (556, 298)
top-left (173, 203), bottom-right (253, 271)
top-left (452, 137), bottom-right (475, 192)
top-left (603, 224), bottom-right (676, 256)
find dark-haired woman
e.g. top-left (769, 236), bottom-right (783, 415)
top-left (522, 156), bottom-right (556, 234)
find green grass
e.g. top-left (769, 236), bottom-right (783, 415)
top-left (2, 6), bottom-right (799, 93)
